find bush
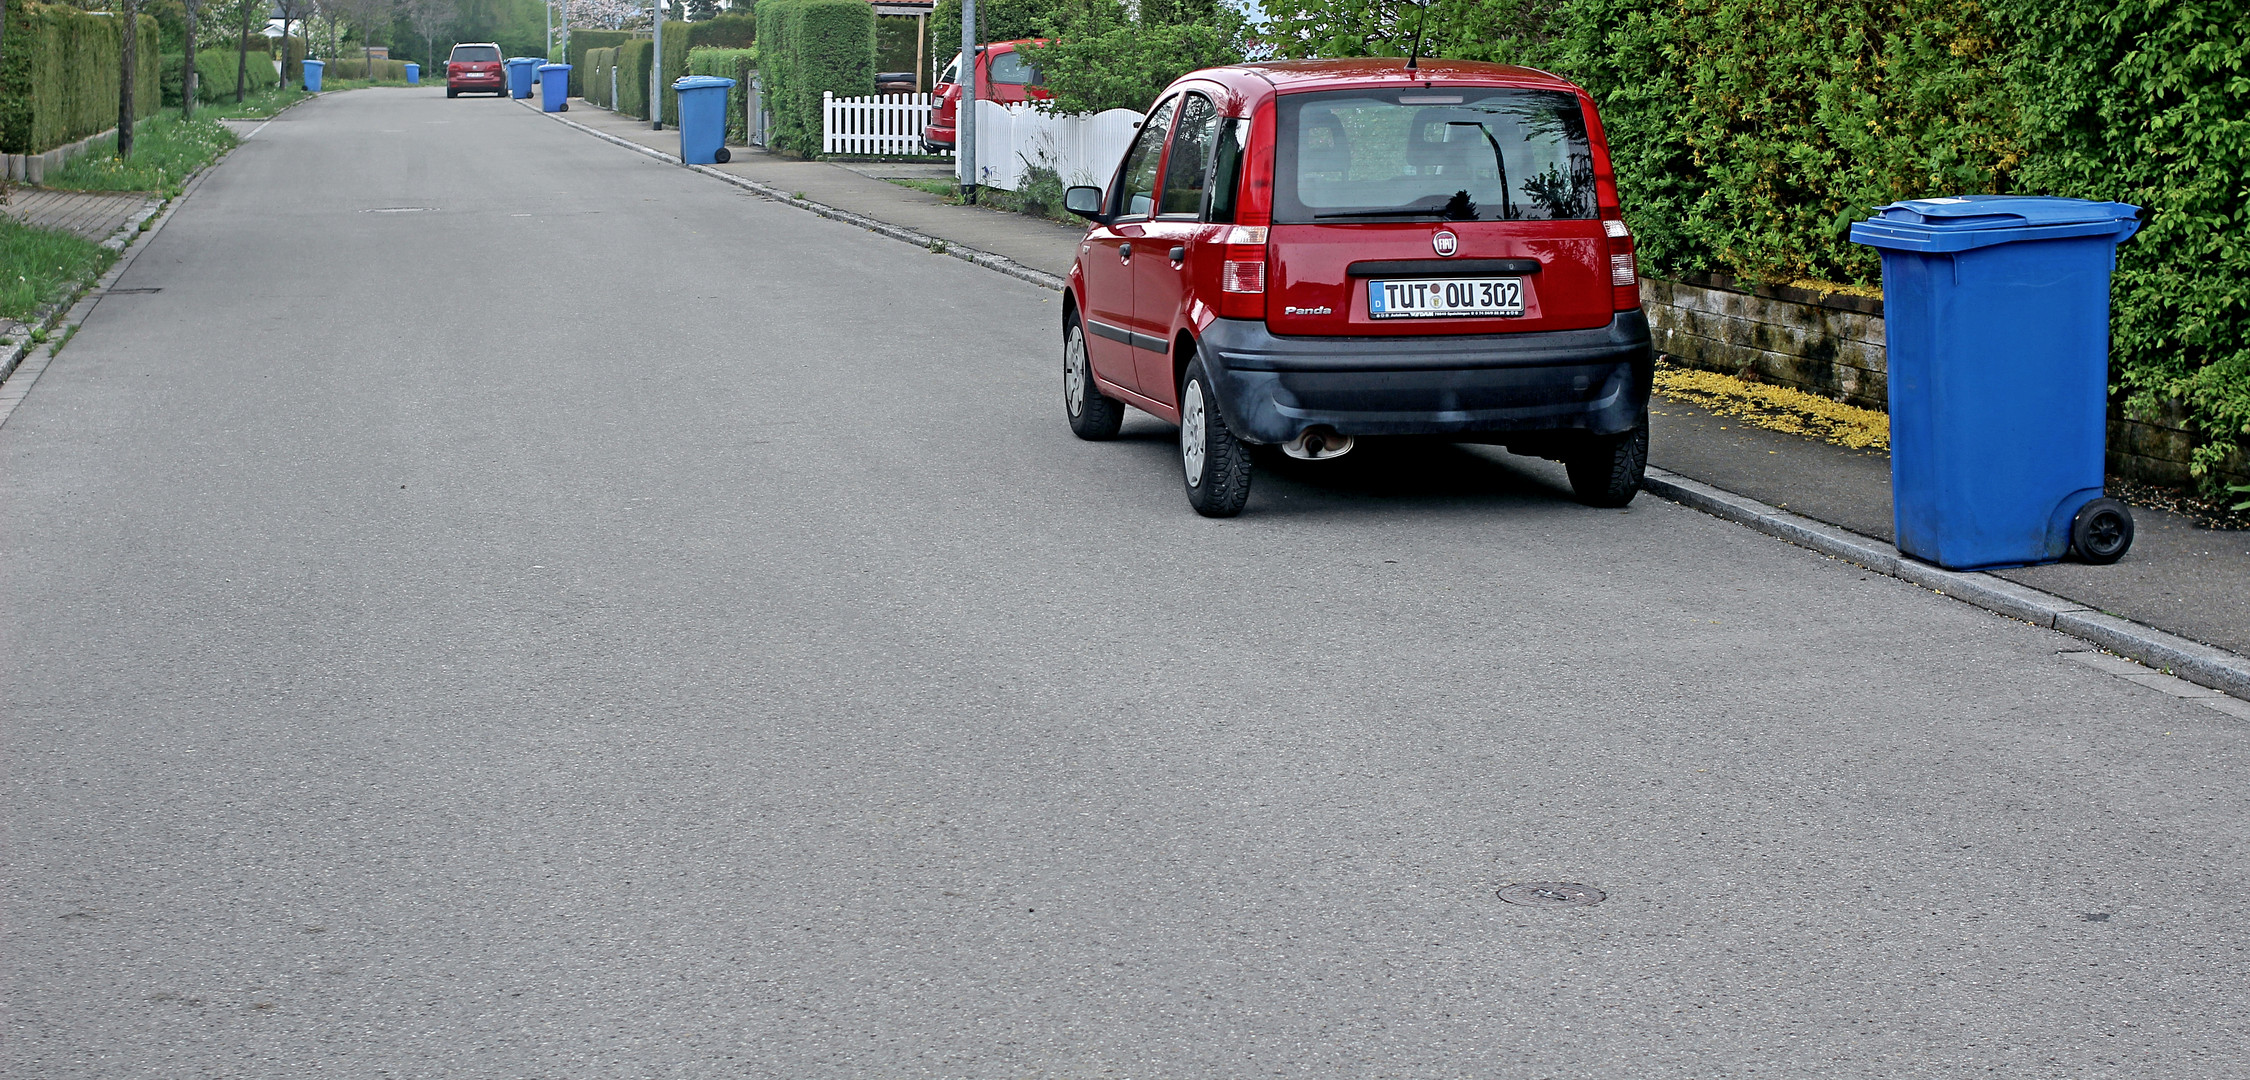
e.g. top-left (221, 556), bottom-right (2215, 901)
top-left (568, 29), bottom-right (633, 97)
top-left (616, 38), bottom-right (653, 118)
top-left (689, 46), bottom-right (758, 143)
top-left (583, 46), bottom-right (619, 109)
top-left (319, 56), bottom-right (411, 81)
top-left (758, 0), bottom-right (875, 157)
top-left (689, 12), bottom-right (758, 48)
top-left (160, 46), bottom-right (284, 105)
top-left (1026, 0), bottom-right (1250, 115)
top-left (0, 0), bottom-right (164, 154)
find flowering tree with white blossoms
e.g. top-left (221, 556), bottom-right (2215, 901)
top-left (568, 0), bottom-right (648, 30)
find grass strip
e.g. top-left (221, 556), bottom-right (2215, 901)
top-left (0, 217), bottom-right (118, 321)
top-left (42, 113), bottom-right (239, 195)
top-left (1655, 360), bottom-right (1891, 451)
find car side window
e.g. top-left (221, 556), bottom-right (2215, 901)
top-left (1158, 93), bottom-right (1220, 218)
top-left (1203, 118), bottom-right (1246, 223)
top-left (1111, 97), bottom-right (1177, 221)
top-left (989, 50), bottom-right (1041, 87)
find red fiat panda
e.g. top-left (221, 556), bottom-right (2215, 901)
top-left (1060, 59), bottom-right (1653, 517)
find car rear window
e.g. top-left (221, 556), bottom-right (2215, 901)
top-left (989, 50), bottom-right (1043, 87)
top-left (1273, 88), bottom-right (1597, 224)
top-left (450, 45), bottom-right (501, 62)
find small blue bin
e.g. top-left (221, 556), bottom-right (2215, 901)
top-left (301, 59), bottom-right (324, 92)
top-left (1849, 196), bottom-right (2142, 569)
top-left (539, 64), bottom-right (572, 113)
top-left (672, 75), bottom-right (737, 164)
top-left (505, 58), bottom-right (538, 99)
top-left (404, 62), bottom-right (419, 85)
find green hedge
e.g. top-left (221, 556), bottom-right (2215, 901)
top-left (0, 0), bottom-right (163, 155)
top-left (582, 46), bottom-right (619, 109)
top-left (689, 13), bottom-right (759, 49)
top-left (160, 47), bottom-right (284, 105)
top-left (568, 29), bottom-right (633, 97)
top-left (689, 47), bottom-right (757, 144)
top-left (318, 57), bottom-right (411, 81)
top-left (616, 38), bottom-right (653, 118)
top-left (758, 0), bottom-right (875, 157)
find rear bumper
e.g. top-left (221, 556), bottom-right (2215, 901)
top-left (1197, 312), bottom-right (1654, 445)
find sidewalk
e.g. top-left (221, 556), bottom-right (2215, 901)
top-left (530, 97), bottom-right (2250, 675)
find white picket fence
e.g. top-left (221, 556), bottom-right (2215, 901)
top-left (966, 100), bottom-right (1142, 193)
top-left (823, 92), bottom-right (943, 157)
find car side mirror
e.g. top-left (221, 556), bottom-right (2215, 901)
top-left (1064, 185), bottom-right (1106, 222)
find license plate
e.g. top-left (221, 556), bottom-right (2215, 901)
top-left (1368, 277), bottom-right (1524, 319)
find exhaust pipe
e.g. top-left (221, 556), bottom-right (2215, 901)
top-left (1283, 425), bottom-right (1355, 461)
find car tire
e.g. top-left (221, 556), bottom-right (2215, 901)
top-left (2070, 497), bottom-right (2134, 564)
top-left (1564, 425), bottom-right (1647, 508)
top-left (1062, 314), bottom-right (1123, 440)
top-left (446, 88), bottom-right (458, 98)
top-left (1179, 357), bottom-right (1252, 517)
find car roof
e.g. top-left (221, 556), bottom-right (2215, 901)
top-left (1178, 58), bottom-right (1584, 105)
top-left (451, 42), bottom-right (500, 49)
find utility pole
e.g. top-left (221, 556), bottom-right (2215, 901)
top-left (544, 0), bottom-right (551, 60)
top-left (650, 0), bottom-right (663, 129)
top-left (958, 0), bottom-right (974, 203)
top-left (182, 0), bottom-right (197, 118)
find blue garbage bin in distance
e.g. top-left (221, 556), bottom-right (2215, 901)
top-left (1849, 195), bottom-right (2142, 570)
top-left (506, 57), bottom-right (537, 99)
top-left (301, 59), bottom-right (324, 92)
top-left (538, 64), bottom-right (571, 113)
top-left (672, 75), bottom-right (737, 164)
top-left (404, 62), bottom-right (419, 85)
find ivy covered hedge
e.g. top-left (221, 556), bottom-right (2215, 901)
top-left (0, 0), bottom-right (163, 155)
top-left (1261, 0), bottom-right (2249, 487)
top-left (756, 0), bottom-right (875, 157)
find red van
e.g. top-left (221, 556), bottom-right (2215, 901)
top-left (921, 40), bottom-right (1053, 153)
top-left (1060, 59), bottom-right (1653, 516)
top-left (446, 42), bottom-right (505, 97)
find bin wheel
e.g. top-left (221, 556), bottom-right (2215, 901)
top-left (2070, 497), bottom-right (2134, 564)
top-left (559, 103), bottom-right (569, 111)
top-left (713, 147), bottom-right (731, 164)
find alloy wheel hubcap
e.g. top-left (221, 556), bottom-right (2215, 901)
top-left (1181, 381), bottom-right (1207, 486)
top-left (1064, 329), bottom-right (1087, 417)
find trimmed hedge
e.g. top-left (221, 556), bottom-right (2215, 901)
top-left (160, 47), bottom-right (283, 105)
top-left (568, 29), bottom-right (633, 97)
top-left (688, 13), bottom-right (758, 49)
top-left (616, 38), bottom-right (653, 118)
top-left (319, 57), bottom-right (411, 81)
top-left (689, 47), bottom-right (757, 144)
top-left (757, 0), bottom-right (874, 157)
top-left (0, 0), bottom-right (163, 155)
top-left (582, 46), bottom-right (619, 109)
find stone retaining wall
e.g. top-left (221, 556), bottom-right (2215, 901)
top-left (1642, 272), bottom-right (2247, 490)
top-left (2, 129), bottom-right (116, 184)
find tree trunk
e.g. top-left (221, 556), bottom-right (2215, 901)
top-left (119, 0), bottom-right (139, 159)
top-left (183, 0), bottom-right (198, 118)
top-left (235, 10), bottom-right (249, 103)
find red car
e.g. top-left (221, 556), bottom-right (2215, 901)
top-left (1060, 59), bottom-right (1653, 517)
top-left (445, 42), bottom-right (505, 98)
top-left (921, 39), bottom-right (1053, 152)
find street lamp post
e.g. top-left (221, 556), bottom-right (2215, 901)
top-left (651, 0), bottom-right (663, 130)
top-left (958, 0), bottom-right (975, 203)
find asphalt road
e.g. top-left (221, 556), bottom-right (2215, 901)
top-left (5, 88), bottom-right (2246, 1078)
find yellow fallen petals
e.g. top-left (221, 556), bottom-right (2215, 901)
top-left (1655, 362), bottom-right (1891, 451)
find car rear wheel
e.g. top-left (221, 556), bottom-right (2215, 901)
top-left (1565, 425), bottom-right (1647, 508)
top-left (1179, 359), bottom-right (1252, 517)
top-left (446, 87), bottom-right (458, 98)
top-left (1063, 314), bottom-right (1123, 440)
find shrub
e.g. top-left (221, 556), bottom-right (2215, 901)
top-left (689, 46), bottom-right (758, 143)
top-left (758, 0), bottom-right (875, 157)
top-left (568, 29), bottom-right (633, 97)
top-left (319, 57), bottom-right (411, 81)
top-left (688, 12), bottom-right (758, 48)
top-left (583, 46), bottom-right (619, 109)
top-left (1026, 0), bottom-right (1251, 115)
top-left (0, 0), bottom-right (163, 154)
top-left (616, 38), bottom-right (653, 118)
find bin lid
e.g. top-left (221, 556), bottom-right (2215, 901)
top-left (506, 57), bottom-right (534, 64)
top-left (672, 75), bottom-right (738, 90)
top-left (1850, 195), bottom-right (2139, 253)
top-left (538, 63), bottom-right (571, 71)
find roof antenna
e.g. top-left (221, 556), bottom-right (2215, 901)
top-left (1405, 0), bottom-right (1431, 72)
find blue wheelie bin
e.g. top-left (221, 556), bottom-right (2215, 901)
top-left (538, 64), bottom-right (572, 112)
top-left (506, 58), bottom-right (538, 99)
top-left (404, 62), bottom-right (420, 85)
top-left (1849, 196), bottom-right (2142, 570)
top-left (672, 76), bottom-right (737, 164)
top-left (301, 59), bottom-right (324, 92)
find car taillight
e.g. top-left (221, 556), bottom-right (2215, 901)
top-left (1604, 218), bottom-right (1640, 311)
top-left (1215, 226), bottom-right (1267, 319)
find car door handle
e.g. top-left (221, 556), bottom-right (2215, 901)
top-left (1169, 246), bottom-right (1187, 263)
top-left (1118, 242), bottom-right (1132, 261)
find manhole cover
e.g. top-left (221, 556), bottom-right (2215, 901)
top-left (1497, 882), bottom-right (1606, 907)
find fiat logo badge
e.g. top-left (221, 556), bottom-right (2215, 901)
top-left (1433, 230), bottom-right (1458, 257)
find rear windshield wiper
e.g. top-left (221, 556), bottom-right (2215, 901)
top-left (1313, 208), bottom-right (1451, 220)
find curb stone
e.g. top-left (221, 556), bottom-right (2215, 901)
top-left (520, 100), bottom-right (2250, 704)
top-left (1642, 468), bottom-right (2250, 701)
top-left (522, 100), bottom-right (1068, 292)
